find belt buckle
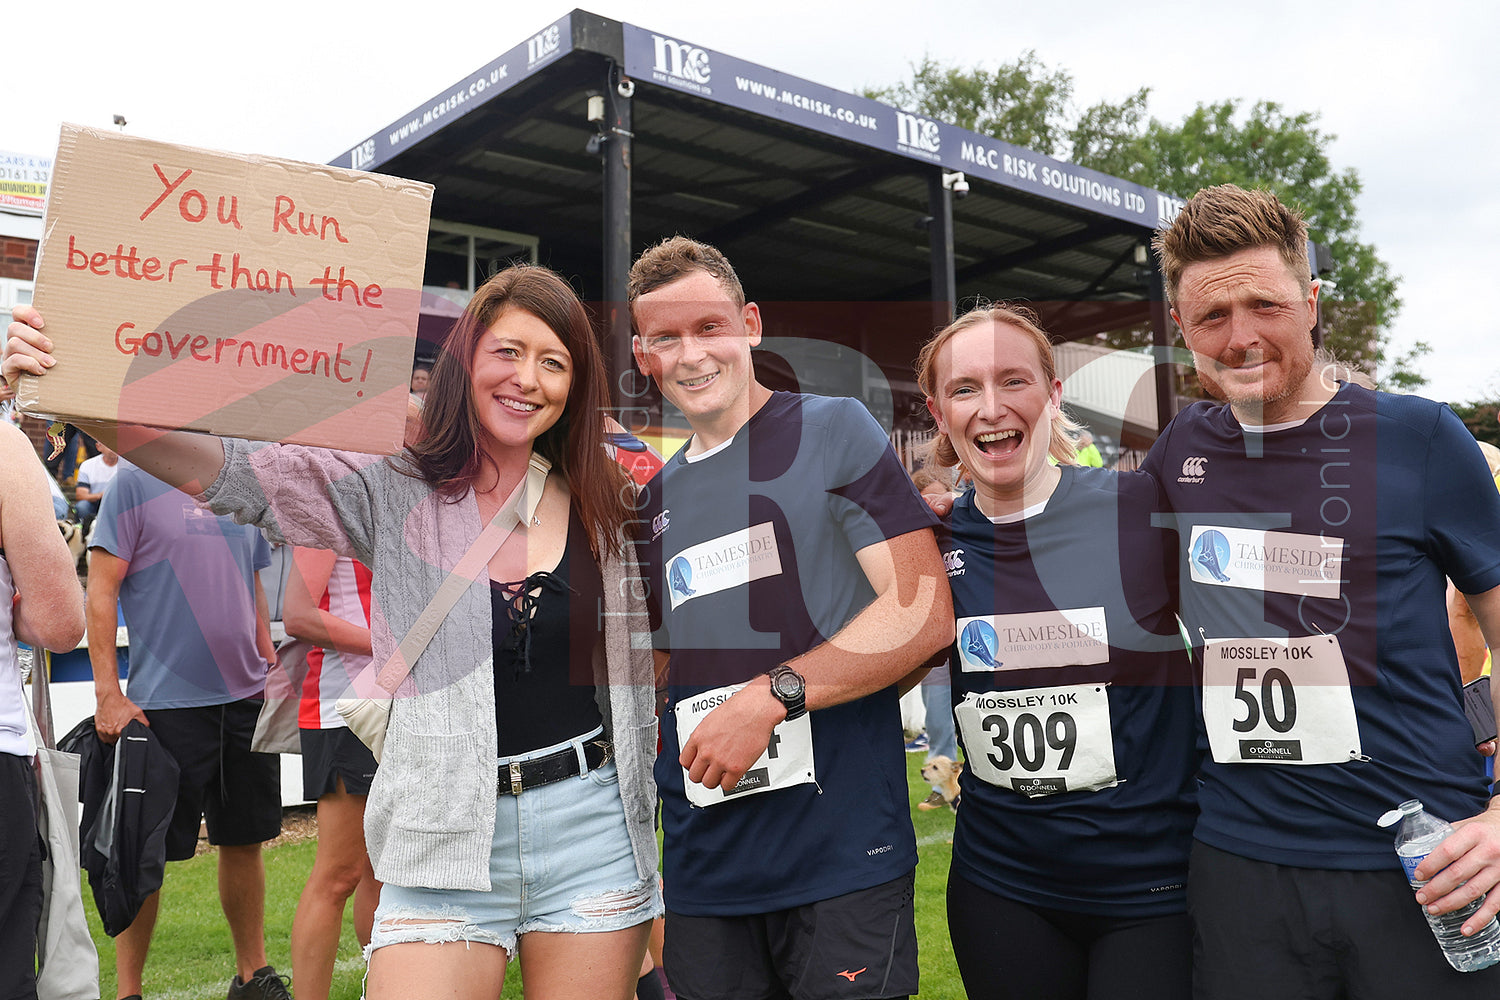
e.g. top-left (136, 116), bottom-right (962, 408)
top-left (509, 759), bottom-right (524, 796)
top-left (591, 739), bottom-right (613, 767)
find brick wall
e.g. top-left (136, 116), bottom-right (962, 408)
top-left (0, 237), bottom-right (38, 281)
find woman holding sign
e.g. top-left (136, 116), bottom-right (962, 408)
top-left (915, 304), bottom-right (1197, 1000)
top-left (5, 265), bottom-right (661, 1000)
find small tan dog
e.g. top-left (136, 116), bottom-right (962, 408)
top-left (58, 520), bottom-right (87, 567)
top-left (918, 755), bottom-right (963, 812)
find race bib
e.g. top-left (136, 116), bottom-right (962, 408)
top-left (954, 683), bottom-right (1117, 797)
top-left (955, 607), bottom-right (1110, 673)
top-left (1202, 635), bottom-right (1361, 765)
top-left (674, 682), bottom-right (815, 807)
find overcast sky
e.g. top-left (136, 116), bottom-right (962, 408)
top-left (11, 0), bottom-right (1498, 406)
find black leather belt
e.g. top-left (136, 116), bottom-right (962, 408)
top-left (497, 739), bottom-right (612, 796)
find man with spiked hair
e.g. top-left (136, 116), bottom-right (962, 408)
top-left (1143, 184), bottom-right (1500, 997)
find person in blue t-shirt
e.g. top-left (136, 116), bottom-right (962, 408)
top-left (628, 236), bottom-right (953, 1000)
top-left (916, 304), bottom-right (1197, 1000)
top-left (1143, 184), bottom-right (1500, 999)
top-left (88, 462), bottom-right (289, 1000)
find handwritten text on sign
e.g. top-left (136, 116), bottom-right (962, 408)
top-left (25, 124), bottom-right (433, 453)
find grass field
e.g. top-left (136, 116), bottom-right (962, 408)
top-left (81, 754), bottom-right (964, 999)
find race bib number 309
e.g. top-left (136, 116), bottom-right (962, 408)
top-left (954, 684), bottom-right (1117, 798)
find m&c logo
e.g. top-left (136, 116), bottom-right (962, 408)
top-left (1178, 456), bottom-right (1208, 484)
top-left (350, 139), bottom-right (376, 170)
top-left (895, 111), bottom-right (941, 155)
top-left (652, 34), bottom-right (711, 85)
top-left (1192, 529), bottom-right (1232, 583)
top-left (668, 556), bottom-right (696, 599)
top-left (527, 25), bottom-right (561, 67)
top-left (960, 620), bottom-right (1000, 669)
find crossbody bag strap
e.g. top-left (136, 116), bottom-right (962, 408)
top-left (372, 452), bottom-right (550, 695)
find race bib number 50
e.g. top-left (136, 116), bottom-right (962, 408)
top-left (1202, 635), bottom-right (1361, 765)
top-left (674, 682), bottom-right (815, 807)
top-left (954, 684), bottom-right (1117, 798)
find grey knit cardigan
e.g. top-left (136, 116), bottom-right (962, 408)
top-left (200, 438), bottom-right (659, 890)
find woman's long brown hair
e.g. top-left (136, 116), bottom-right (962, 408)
top-left (403, 264), bottom-right (629, 556)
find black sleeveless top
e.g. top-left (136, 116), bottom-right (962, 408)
top-left (490, 505), bottom-right (603, 756)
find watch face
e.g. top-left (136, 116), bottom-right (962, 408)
top-left (772, 669), bottom-right (803, 699)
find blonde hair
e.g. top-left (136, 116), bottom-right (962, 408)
top-left (914, 303), bottom-right (1079, 468)
top-left (1154, 184), bottom-right (1310, 306)
top-left (1477, 441), bottom-right (1500, 479)
top-left (1312, 347), bottom-right (1375, 390)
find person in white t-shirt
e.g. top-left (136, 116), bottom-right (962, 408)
top-left (73, 443), bottom-right (120, 533)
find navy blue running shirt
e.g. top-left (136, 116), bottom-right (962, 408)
top-left (1143, 382), bottom-right (1500, 869)
top-left (940, 466), bottom-right (1198, 916)
top-left (635, 392), bottom-right (938, 916)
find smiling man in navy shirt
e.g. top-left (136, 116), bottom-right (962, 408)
top-left (629, 236), bottom-right (951, 1000)
top-left (1143, 184), bottom-right (1500, 998)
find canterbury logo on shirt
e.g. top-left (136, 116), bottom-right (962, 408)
top-left (1178, 456), bottom-right (1208, 483)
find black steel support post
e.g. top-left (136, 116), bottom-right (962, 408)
top-left (1147, 248), bottom-right (1177, 438)
top-left (602, 59), bottom-right (637, 413)
top-left (927, 170), bottom-right (957, 331)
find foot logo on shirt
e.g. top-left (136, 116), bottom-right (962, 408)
top-left (836, 968), bottom-right (867, 981)
top-left (961, 620), bottom-right (1000, 668)
top-left (1192, 529), bottom-right (1232, 583)
top-left (669, 556), bottom-right (696, 598)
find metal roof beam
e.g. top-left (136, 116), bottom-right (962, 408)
top-left (884, 223), bottom-right (1137, 300)
top-left (701, 162), bottom-right (908, 246)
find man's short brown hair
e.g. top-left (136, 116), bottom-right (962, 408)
top-left (1153, 185), bottom-right (1310, 305)
top-left (627, 236), bottom-right (746, 316)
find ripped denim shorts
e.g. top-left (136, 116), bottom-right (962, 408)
top-left (369, 729), bottom-right (662, 957)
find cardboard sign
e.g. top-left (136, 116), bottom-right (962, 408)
top-left (18, 124), bottom-right (434, 454)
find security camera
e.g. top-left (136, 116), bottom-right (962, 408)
top-left (942, 171), bottom-right (969, 199)
top-left (617, 78), bottom-right (636, 99)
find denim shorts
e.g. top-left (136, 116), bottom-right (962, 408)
top-left (369, 729), bottom-right (662, 956)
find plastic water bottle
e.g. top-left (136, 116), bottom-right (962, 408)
top-left (1378, 798), bottom-right (1500, 972)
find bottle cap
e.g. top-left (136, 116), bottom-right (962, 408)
top-left (1377, 799), bottom-right (1424, 828)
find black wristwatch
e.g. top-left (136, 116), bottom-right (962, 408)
top-left (767, 664), bottom-right (807, 721)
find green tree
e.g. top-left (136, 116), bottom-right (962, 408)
top-left (869, 60), bottom-right (1422, 388)
top-left (1451, 399), bottom-right (1500, 450)
top-left (866, 53), bottom-right (1078, 157)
